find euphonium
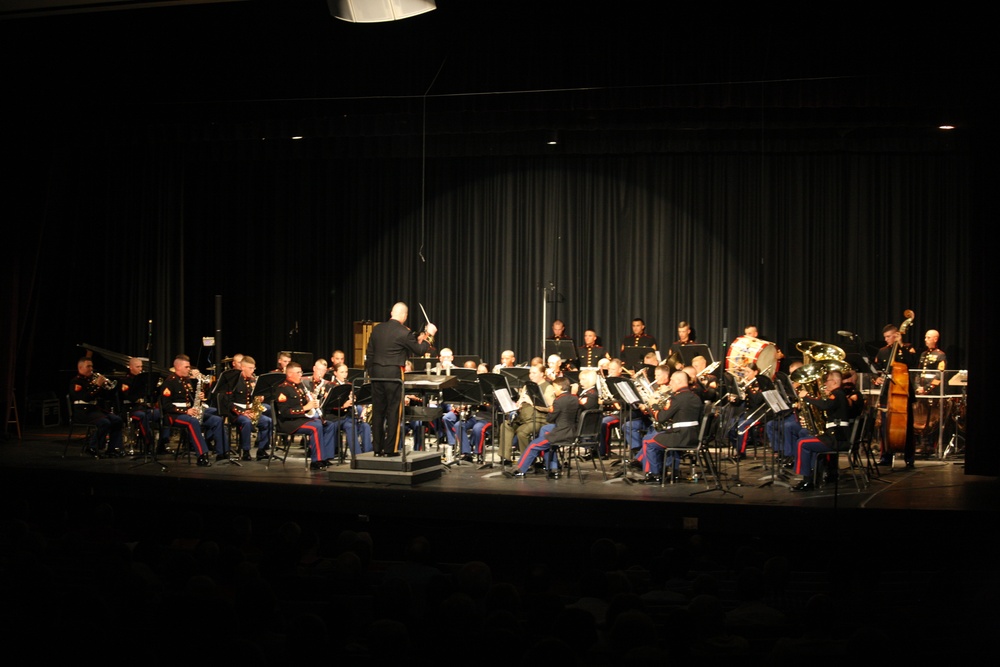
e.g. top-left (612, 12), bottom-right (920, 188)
top-left (790, 363), bottom-right (825, 436)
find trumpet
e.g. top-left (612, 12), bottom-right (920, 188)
top-left (94, 372), bottom-right (117, 390)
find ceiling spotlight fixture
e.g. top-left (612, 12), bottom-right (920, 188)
top-left (546, 131), bottom-right (559, 145)
top-left (329, 0), bottom-right (436, 23)
top-left (938, 124), bottom-right (955, 130)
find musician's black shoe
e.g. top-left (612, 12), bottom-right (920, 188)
top-left (385, 451), bottom-right (401, 457)
top-left (822, 473), bottom-right (839, 485)
top-left (255, 450), bottom-right (271, 461)
top-left (85, 446), bottom-right (99, 457)
top-left (791, 479), bottom-right (815, 491)
top-left (196, 455), bottom-right (211, 467)
top-left (107, 448), bottom-right (126, 458)
top-left (507, 470), bottom-right (526, 478)
top-left (547, 469), bottom-right (561, 479)
top-left (460, 453), bottom-right (474, 462)
top-left (500, 458), bottom-right (512, 466)
top-left (877, 458), bottom-right (891, 466)
top-left (644, 472), bottom-right (662, 484)
top-left (905, 461), bottom-right (915, 469)
top-left (240, 450), bottom-right (253, 461)
top-left (309, 461), bottom-right (329, 470)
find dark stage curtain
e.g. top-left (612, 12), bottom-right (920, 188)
top-left (6, 123), bottom-right (978, 467)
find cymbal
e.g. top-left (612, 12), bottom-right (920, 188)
top-left (221, 356), bottom-right (234, 363)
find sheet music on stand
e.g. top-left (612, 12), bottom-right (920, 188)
top-left (493, 388), bottom-right (519, 415)
top-left (761, 389), bottom-right (789, 414)
top-left (607, 376), bottom-right (641, 407)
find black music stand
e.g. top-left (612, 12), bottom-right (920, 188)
top-left (453, 355), bottom-right (481, 368)
top-left (253, 372), bottom-right (286, 405)
top-left (675, 343), bottom-right (715, 366)
top-left (606, 376), bottom-right (643, 482)
top-left (621, 346), bottom-right (655, 371)
top-left (545, 338), bottom-right (578, 365)
top-left (499, 367), bottom-right (530, 390)
top-left (755, 389), bottom-right (792, 489)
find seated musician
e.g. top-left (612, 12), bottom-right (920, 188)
top-left (492, 349), bottom-right (516, 374)
top-left (497, 364), bottom-right (554, 466)
top-left (119, 356), bottom-right (170, 454)
top-left (791, 370), bottom-right (851, 491)
top-left (639, 368), bottom-right (703, 483)
top-left (726, 362), bottom-right (774, 460)
top-left (70, 357), bottom-right (125, 457)
top-left (274, 362), bottom-right (338, 469)
top-left (691, 355), bottom-right (719, 402)
top-left (160, 354), bottom-right (225, 466)
top-left (598, 358), bottom-right (626, 457)
top-left (765, 361), bottom-right (811, 467)
top-left (226, 355), bottom-right (272, 461)
top-left (327, 362), bottom-right (372, 456)
top-left (509, 376), bottom-right (584, 479)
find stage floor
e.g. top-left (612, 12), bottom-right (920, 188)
top-left (3, 425), bottom-right (996, 563)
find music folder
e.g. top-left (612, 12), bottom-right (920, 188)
top-left (762, 389), bottom-right (789, 414)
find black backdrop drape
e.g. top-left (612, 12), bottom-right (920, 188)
top-left (19, 126), bottom-right (971, 392)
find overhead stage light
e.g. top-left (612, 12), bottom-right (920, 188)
top-left (329, 0), bottom-right (436, 23)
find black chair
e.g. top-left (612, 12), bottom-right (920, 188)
top-left (562, 408), bottom-right (606, 483)
top-left (63, 394), bottom-right (98, 458)
top-left (814, 417), bottom-right (868, 491)
top-left (267, 402), bottom-right (313, 470)
top-left (661, 400), bottom-right (715, 487)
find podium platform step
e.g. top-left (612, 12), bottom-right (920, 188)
top-left (327, 449), bottom-right (444, 485)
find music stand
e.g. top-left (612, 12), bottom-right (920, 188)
top-left (453, 355), bottom-right (481, 368)
top-left (675, 343), bottom-right (715, 366)
top-left (606, 376), bottom-right (643, 481)
top-left (755, 389), bottom-right (792, 489)
top-left (350, 380), bottom-right (373, 467)
top-left (253, 372), bottom-right (286, 405)
top-left (545, 339), bottom-right (578, 364)
top-left (479, 373), bottom-right (516, 470)
top-left (129, 367), bottom-right (168, 471)
top-left (621, 346), bottom-right (655, 371)
top-left (499, 367), bottom-right (530, 390)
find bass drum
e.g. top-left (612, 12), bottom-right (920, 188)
top-left (726, 336), bottom-right (778, 379)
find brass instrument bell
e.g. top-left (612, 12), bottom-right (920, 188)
top-left (796, 340), bottom-right (824, 364)
top-left (808, 343), bottom-right (845, 362)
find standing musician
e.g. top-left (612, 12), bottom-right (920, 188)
top-left (326, 362), bottom-right (373, 456)
top-left (916, 329), bottom-right (947, 395)
top-left (727, 362), bottom-right (775, 460)
top-left (509, 376), bottom-right (582, 478)
top-left (743, 325), bottom-right (785, 372)
top-left (272, 352), bottom-right (292, 374)
top-left (791, 370), bottom-right (851, 491)
top-left (577, 329), bottom-right (608, 368)
top-left (874, 323), bottom-right (918, 468)
top-left (226, 355), bottom-right (272, 461)
top-left (365, 302), bottom-right (437, 457)
top-left (70, 357), bottom-right (125, 457)
top-left (620, 317), bottom-right (658, 353)
top-left (497, 363), bottom-right (554, 466)
top-left (666, 321), bottom-right (696, 370)
top-left (274, 362), bottom-right (338, 469)
top-left (550, 320), bottom-right (571, 341)
top-left (638, 368), bottom-right (703, 483)
top-left (160, 354), bottom-right (224, 467)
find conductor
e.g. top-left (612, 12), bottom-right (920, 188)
top-left (366, 302), bottom-right (438, 456)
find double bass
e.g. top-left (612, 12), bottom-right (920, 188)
top-left (879, 309), bottom-right (915, 458)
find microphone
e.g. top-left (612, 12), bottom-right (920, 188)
top-left (837, 330), bottom-right (857, 339)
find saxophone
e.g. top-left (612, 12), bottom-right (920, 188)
top-left (190, 371), bottom-right (208, 422)
top-left (246, 378), bottom-right (266, 427)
